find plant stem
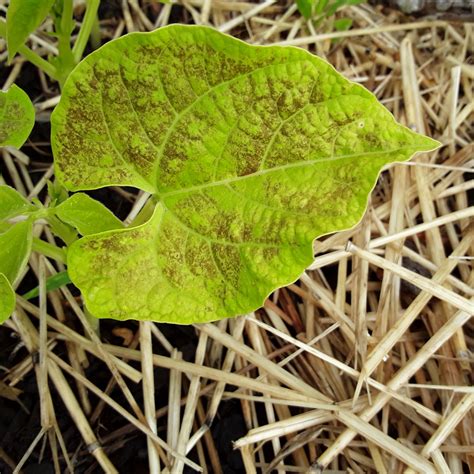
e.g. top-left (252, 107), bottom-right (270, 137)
top-left (61, 0), bottom-right (74, 36)
top-left (0, 19), bottom-right (59, 81)
top-left (72, 0), bottom-right (101, 63)
top-left (17, 46), bottom-right (59, 80)
top-left (32, 238), bottom-right (67, 264)
top-left (55, 0), bottom-right (76, 87)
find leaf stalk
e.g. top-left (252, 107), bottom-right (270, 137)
top-left (0, 19), bottom-right (59, 81)
top-left (72, 0), bottom-right (101, 63)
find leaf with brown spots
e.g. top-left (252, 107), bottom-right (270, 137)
top-left (52, 25), bottom-right (440, 323)
top-left (0, 85), bottom-right (35, 149)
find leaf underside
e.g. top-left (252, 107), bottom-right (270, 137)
top-left (51, 25), bottom-right (439, 324)
top-left (0, 85), bottom-right (35, 148)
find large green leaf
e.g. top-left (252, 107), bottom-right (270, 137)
top-left (0, 273), bottom-right (15, 324)
top-left (0, 85), bottom-right (35, 148)
top-left (51, 25), bottom-right (439, 323)
top-left (0, 185), bottom-right (34, 221)
top-left (6, 0), bottom-right (55, 61)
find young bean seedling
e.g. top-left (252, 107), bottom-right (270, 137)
top-left (1, 24), bottom-right (439, 325)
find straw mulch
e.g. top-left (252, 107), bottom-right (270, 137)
top-left (1, 1), bottom-right (473, 473)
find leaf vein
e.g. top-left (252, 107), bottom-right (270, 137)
top-left (159, 147), bottom-right (412, 199)
top-left (117, 66), bottom-right (161, 157)
top-left (156, 58), bottom-right (316, 191)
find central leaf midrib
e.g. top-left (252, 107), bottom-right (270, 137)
top-left (158, 147), bottom-right (414, 200)
top-left (160, 200), bottom-right (301, 249)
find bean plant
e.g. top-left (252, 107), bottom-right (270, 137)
top-left (0, 5), bottom-right (439, 325)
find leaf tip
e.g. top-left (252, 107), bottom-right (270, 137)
top-left (415, 134), bottom-right (442, 153)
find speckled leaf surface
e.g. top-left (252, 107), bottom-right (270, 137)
top-left (0, 274), bottom-right (15, 324)
top-left (0, 85), bottom-right (35, 148)
top-left (52, 25), bottom-right (439, 323)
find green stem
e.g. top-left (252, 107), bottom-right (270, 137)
top-left (0, 19), bottom-right (59, 81)
top-left (18, 45), bottom-right (58, 81)
top-left (60, 0), bottom-right (74, 37)
top-left (72, 0), bottom-right (100, 63)
top-left (17, 45), bottom-right (59, 80)
top-left (55, 0), bottom-right (76, 87)
top-left (32, 238), bottom-right (67, 264)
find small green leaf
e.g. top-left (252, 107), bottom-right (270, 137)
top-left (55, 193), bottom-right (124, 235)
top-left (47, 180), bottom-right (70, 206)
top-left (333, 18), bottom-right (353, 31)
top-left (0, 185), bottom-right (34, 221)
top-left (22, 270), bottom-right (71, 300)
top-left (325, 0), bottom-right (365, 17)
top-left (0, 221), bottom-right (33, 284)
top-left (52, 25), bottom-right (440, 324)
top-left (6, 0), bottom-right (56, 61)
top-left (0, 273), bottom-right (15, 324)
top-left (47, 215), bottom-right (78, 246)
top-left (0, 85), bottom-right (35, 148)
top-left (297, 0), bottom-right (313, 18)
top-left (315, 0), bottom-right (330, 15)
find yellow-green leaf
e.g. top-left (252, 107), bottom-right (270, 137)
top-left (51, 25), bottom-right (440, 323)
top-left (0, 185), bottom-right (34, 221)
top-left (0, 85), bottom-right (35, 148)
top-left (0, 273), bottom-right (15, 324)
top-left (0, 221), bottom-right (33, 284)
top-left (55, 193), bottom-right (124, 235)
top-left (0, 220), bottom-right (32, 324)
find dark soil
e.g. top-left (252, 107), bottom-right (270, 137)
top-left (0, 318), bottom-right (248, 473)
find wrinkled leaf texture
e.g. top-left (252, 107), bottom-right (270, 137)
top-left (0, 85), bottom-right (35, 148)
top-left (51, 25), bottom-right (439, 324)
